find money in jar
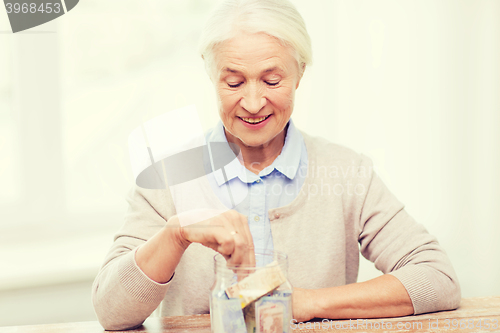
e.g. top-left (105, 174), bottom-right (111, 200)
top-left (209, 250), bottom-right (293, 333)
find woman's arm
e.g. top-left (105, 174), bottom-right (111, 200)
top-left (292, 274), bottom-right (413, 322)
top-left (292, 154), bottom-right (460, 322)
top-left (92, 185), bottom-right (255, 330)
top-left (91, 186), bottom-right (180, 331)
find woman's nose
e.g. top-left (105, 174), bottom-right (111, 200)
top-left (240, 84), bottom-right (266, 113)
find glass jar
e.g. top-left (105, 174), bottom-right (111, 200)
top-left (209, 250), bottom-right (293, 333)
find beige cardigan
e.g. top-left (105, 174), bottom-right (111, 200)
top-left (92, 132), bottom-right (461, 330)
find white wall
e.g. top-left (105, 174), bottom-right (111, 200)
top-left (0, 0), bottom-right (498, 325)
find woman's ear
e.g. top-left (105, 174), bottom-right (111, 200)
top-left (296, 63), bottom-right (306, 89)
top-left (202, 55), bottom-right (215, 83)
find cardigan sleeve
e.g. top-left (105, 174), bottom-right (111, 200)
top-left (356, 155), bottom-right (461, 315)
top-left (91, 185), bottom-right (175, 330)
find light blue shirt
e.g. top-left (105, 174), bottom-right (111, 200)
top-left (204, 119), bottom-right (308, 254)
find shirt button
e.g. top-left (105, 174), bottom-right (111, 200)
top-left (256, 179), bottom-right (261, 183)
top-left (254, 215), bottom-right (260, 222)
top-left (274, 213), bottom-right (280, 219)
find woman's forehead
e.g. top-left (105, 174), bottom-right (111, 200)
top-left (219, 62), bottom-right (288, 77)
top-left (222, 66), bottom-right (284, 75)
top-left (214, 32), bottom-right (298, 76)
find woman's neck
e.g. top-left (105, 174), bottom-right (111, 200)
top-left (225, 125), bottom-right (288, 175)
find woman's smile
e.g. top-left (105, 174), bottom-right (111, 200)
top-left (238, 114), bottom-right (272, 124)
top-left (237, 114), bottom-right (273, 130)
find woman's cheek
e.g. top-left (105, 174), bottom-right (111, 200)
top-left (224, 95), bottom-right (240, 114)
top-left (269, 87), bottom-right (295, 110)
top-left (217, 88), bottom-right (240, 113)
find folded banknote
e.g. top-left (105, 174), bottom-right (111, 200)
top-left (225, 261), bottom-right (286, 308)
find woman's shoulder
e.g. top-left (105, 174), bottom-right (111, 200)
top-left (300, 130), bottom-right (368, 165)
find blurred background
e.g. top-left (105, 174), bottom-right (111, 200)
top-left (0, 0), bottom-right (499, 327)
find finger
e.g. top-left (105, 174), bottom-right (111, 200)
top-left (236, 213), bottom-right (255, 259)
top-left (237, 226), bottom-right (255, 272)
top-left (234, 213), bottom-right (256, 269)
top-left (217, 213), bottom-right (245, 267)
top-left (243, 226), bottom-right (256, 269)
top-left (222, 211), bottom-right (257, 280)
top-left (226, 233), bottom-right (247, 267)
top-left (222, 211), bottom-right (253, 267)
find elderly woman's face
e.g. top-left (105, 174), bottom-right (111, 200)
top-left (213, 32), bottom-right (301, 150)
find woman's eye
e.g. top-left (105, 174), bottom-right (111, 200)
top-left (266, 81), bottom-right (280, 86)
top-left (227, 82), bottom-right (243, 88)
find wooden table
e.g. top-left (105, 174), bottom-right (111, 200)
top-left (1, 296), bottom-right (499, 333)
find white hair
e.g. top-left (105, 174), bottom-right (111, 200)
top-left (199, 0), bottom-right (312, 78)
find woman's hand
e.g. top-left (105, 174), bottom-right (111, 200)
top-left (176, 209), bottom-right (256, 267)
top-left (292, 287), bottom-right (316, 323)
top-left (291, 275), bottom-right (414, 323)
top-left (136, 209), bottom-right (255, 284)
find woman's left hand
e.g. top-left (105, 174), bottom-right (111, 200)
top-left (292, 287), bottom-right (316, 323)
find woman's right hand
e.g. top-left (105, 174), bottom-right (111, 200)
top-left (136, 209), bottom-right (255, 284)
top-left (174, 210), bottom-right (256, 268)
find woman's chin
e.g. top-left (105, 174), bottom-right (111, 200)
top-left (237, 137), bottom-right (269, 149)
top-left (242, 139), bottom-right (266, 148)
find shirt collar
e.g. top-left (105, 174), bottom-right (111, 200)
top-left (259, 119), bottom-right (302, 180)
top-left (206, 118), bottom-right (304, 185)
top-left (206, 121), bottom-right (247, 185)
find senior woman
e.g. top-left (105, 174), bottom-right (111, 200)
top-left (92, 0), bottom-right (460, 330)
